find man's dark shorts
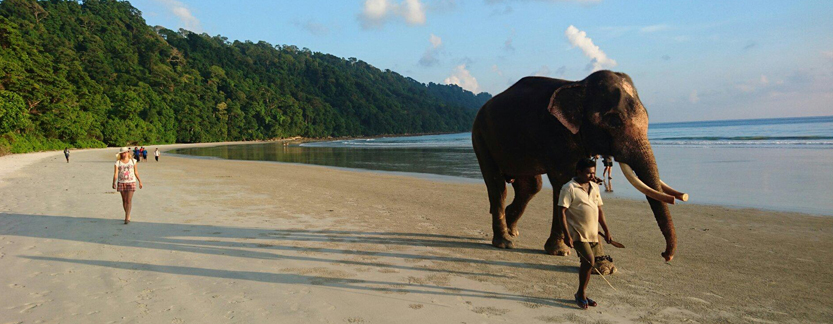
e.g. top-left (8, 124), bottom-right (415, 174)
top-left (574, 241), bottom-right (604, 263)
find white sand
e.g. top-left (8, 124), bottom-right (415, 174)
top-left (0, 145), bottom-right (831, 323)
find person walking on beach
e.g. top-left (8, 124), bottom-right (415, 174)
top-left (602, 155), bottom-right (614, 192)
top-left (602, 156), bottom-right (613, 179)
top-left (133, 147), bottom-right (140, 162)
top-left (63, 147), bottom-right (70, 163)
top-left (154, 148), bottom-right (160, 162)
top-left (141, 146), bottom-right (148, 162)
top-left (113, 147), bottom-right (143, 224)
top-left (558, 158), bottom-right (613, 310)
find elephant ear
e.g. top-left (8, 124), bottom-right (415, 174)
top-left (547, 83), bottom-right (585, 134)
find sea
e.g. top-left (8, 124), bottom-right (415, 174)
top-left (171, 116), bottom-right (833, 216)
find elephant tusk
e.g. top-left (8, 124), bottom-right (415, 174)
top-left (660, 180), bottom-right (689, 202)
top-left (618, 163), bottom-right (676, 205)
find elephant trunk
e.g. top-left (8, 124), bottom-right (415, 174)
top-left (625, 140), bottom-right (677, 262)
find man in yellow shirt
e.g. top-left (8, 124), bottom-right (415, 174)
top-left (558, 158), bottom-right (613, 309)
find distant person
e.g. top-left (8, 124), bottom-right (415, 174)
top-left (63, 147), bottom-right (70, 163)
top-left (558, 158), bottom-right (613, 310)
top-left (154, 148), bottom-right (160, 162)
top-left (602, 156), bottom-right (613, 179)
top-left (602, 155), bottom-right (614, 192)
top-left (113, 147), bottom-right (143, 224)
top-left (141, 146), bottom-right (148, 161)
top-left (133, 147), bottom-right (140, 162)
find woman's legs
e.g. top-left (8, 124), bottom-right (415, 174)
top-left (120, 190), bottom-right (134, 223)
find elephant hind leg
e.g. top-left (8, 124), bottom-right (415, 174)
top-left (505, 175), bottom-right (543, 237)
top-left (473, 136), bottom-right (512, 249)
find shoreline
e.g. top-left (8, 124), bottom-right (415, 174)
top-left (5, 140), bottom-right (831, 217)
top-left (164, 141), bottom-right (833, 218)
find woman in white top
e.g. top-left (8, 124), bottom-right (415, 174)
top-left (113, 147), bottom-right (143, 224)
top-left (154, 148), bottom-right (160, 162)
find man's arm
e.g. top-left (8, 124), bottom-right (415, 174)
top-left (559, 206), bottom-right (573, 248)
top-left (598, 206), bottom-right (611, 243)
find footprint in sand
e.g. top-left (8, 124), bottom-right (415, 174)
top-left (18, 302), bottom-right (44, 314)
top-left (408, 304), bottom-right (424, 310)
top-left (471, 306), bottom-right (509, 316)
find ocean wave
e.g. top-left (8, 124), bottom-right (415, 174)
top-left (652, 141), bottom-right (833, 147)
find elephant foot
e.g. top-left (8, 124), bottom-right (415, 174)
top-left (492, 235), bottom-right (515, 249)
top-left (593, 256), bottom-right (617, 275)
top-left (507, 226), bottom-right (519, 238)
top-left (544, 237), bottom-right (570, 256)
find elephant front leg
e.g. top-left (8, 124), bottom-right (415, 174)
top-left (544, 224), bottom-right (571, 256)
top-left (545, 174), bottom-right (572, 256)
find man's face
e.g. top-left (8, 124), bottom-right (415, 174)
top-left (576, 167), bottom-right (596, 184)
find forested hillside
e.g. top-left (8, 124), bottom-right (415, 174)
top-left (0, 0), bottom-right (491, 154)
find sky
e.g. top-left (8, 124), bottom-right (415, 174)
top-left (130, 0), bottom-right (833, 123)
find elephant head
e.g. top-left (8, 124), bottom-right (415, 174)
top-left (548, 70), bottom-right (687, 261)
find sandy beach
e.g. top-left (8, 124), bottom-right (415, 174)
top-left (1, 144), bottom-right (832, 323)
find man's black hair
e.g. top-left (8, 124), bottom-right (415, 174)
top-left (575, 158), bottom-right (596, 171)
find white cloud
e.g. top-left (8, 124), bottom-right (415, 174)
top-left (419, 34), bottom-right (443, 67)
top-left (401, 0), bottom-right (426, 24)
top-left (689, 90), bottom-right (699, 103)
top-left (444, 64), bottom-right (480, 93)
top-left (760, 75), bottom-right (769, 85)
top-left (823, 51), bottom-right (833, 61)
top-left (155, 0), bottom-right (201, 32)
top-left (429, 33), bottom-right (442, 48)
top-left (565, 25), bottom-right (617, 71)
top-left (359, 0), bottom-right (426, 29)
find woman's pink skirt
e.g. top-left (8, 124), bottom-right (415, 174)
top-left (117, 182), bottom-right (136, 192)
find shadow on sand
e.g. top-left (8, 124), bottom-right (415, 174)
top-left (1, 213), bottom-right (576, 309)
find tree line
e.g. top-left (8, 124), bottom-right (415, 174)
top-left (0, 0), bottom-right (491, 154)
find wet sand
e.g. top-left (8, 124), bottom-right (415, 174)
top-left (1, 144), bottom-right (832, 323)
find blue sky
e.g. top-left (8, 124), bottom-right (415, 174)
top-left (131, 0), bottom-right (833, 123)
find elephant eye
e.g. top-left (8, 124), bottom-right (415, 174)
top-left (603, 113), bottom-right (623, 128)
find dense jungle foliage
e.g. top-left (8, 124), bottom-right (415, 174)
top-left (0, 0), bottom-right (491, 154)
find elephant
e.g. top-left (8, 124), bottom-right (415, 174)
top-left (471, 70), bottom-right (687, 268)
